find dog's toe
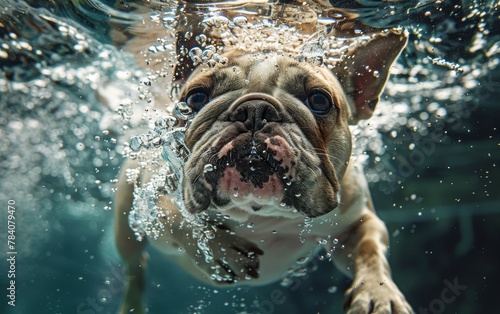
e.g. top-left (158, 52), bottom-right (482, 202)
top-left (345, 294), bottom-right (373, 314)
top-left (387, 300), bottom-right (415, 314)
top-left (344, 278), bottom-right (414, 314)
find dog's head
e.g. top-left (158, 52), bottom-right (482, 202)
top-left (179, 31), bottom-right (407, 219)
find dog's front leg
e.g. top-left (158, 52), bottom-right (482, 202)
top-left (114, 159), bottom-right (148, 314)
top-left (154, 199), bottom-right (264, 285)
top-left (334, 212), bottom-right (414, 314)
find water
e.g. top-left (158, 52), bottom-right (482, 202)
top-left (1, 0), bottom-right (499, 313)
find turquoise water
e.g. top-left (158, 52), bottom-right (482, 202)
top-left (1, 0), bottom-right (499, 313)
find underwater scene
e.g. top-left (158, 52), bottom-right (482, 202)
top-left (1, 0), bottom-right (499, 313)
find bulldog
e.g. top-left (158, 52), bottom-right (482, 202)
top-left (114, 7), bottom-right (413, 314)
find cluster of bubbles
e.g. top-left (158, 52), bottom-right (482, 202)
top-left (0, 0), bottom-right (146, 257)
top-left (125, 105), bottom-right (191, 241)
top-left (180, 9), bottom-right (378, 70)
top-left (124, 98), bottom-right (220, 263)
top-left (0, 1), bottom-right (99, 81)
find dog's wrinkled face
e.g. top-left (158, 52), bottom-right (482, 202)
top-left (181, 53), bottom-right (353, 219)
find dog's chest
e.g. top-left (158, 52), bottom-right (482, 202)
top-left (220, 213), bottom-right (344, 284)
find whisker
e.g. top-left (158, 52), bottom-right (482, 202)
top-left (313, 149), bottom-right (347, 165)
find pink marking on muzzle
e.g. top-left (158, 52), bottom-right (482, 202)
top-left (217, 141), bottom-right (234, 159)
top-left (264, 136), bottom-right (294, 177)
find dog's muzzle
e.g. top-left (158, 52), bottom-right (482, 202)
top-left (183, 92), bottom-right (336, 218)
top-left (198, 94), bottom-right (297, 209)
top-left (224, 96), bottom-right (289, 185)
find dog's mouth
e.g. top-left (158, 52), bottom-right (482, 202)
top-left (203, 134), bottom-right (296, 210)
top-left (217, 141), bottom-right (291, 186)
top-left (233, 155), bottom-right (284, 188)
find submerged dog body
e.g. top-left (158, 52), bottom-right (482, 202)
top-left (115, 18), bottom-right (413, 314)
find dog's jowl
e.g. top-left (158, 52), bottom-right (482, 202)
top-left (114, 4), bottom-right (414, 314)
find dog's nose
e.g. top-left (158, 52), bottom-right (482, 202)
top-left (229, 99), bottom-right (280, 131)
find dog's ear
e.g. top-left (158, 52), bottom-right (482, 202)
top-left (335, 30), bottom-right (407, 123)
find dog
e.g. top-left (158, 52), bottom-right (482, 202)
top-left (114, 2), bottom-right (413, 313)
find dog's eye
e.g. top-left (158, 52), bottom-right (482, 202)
top-left (186, 90), bottom-right (210, 112)
top-left (305, 90), bottom-right (332, 115)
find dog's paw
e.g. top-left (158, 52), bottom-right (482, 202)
top-left (185, 225), bottom-right (264, 285)
top-left (344, 277), bottom-right (414, 314)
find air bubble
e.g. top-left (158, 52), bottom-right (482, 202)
top-left (155, 117), bottom-right (167, 130)
top-left (329, 11), bottom-right (344, 19)
top-left (327, 286), bottom-right (338, 293)
top-left (189, 47), bottom-right (202, 59)
top-left (201, 49), bottom-right (214, 61)
top-left (129, 136), bottom-right (142, 151)
top-left (162, 16), bottom-right (177, 27)
top-left (166, 116), bottom-right (178, 127)
top-left (296, 256), bottom-right (309, 264)
top-left (204, 230), bottom-right (215, 240)
top-left (151, 137), bottom-right (162, 147)
top-left (196, 34), bottom-right (207, 45)
top-left (233, 16), bottom-right (248, 27)
top-left (173, 102), bottom-right (194, 120)
top-left (203, 16), bottom-right (230, 28)
top-left (204, 164), bottom-right (214, 173)
top-left (280, 277), bottom-right (293, 287)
